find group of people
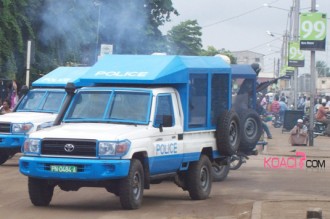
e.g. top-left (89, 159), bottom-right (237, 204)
top-left (0, 80), bottom-right (19, 115)
top-left (289, 96), bottom-right (330, 146)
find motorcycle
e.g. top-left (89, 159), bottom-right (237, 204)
top-left (229, 150), bottom-right (258, 170)
top-left (303, 115), bottom-right (328, 138)
top-left (272, 113), bottom-right (282, 128)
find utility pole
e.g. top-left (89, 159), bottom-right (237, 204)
top-left (26, 40), bottom-right (32, 87)
top-left (293, 0), bottom-right (300, 109)
top-left (309, 0), bottom-right (317, 146)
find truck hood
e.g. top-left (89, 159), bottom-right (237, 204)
top-left (30, 123), bottom-right (151, 141)
top-left (0, 112), bottom-right (57, 123)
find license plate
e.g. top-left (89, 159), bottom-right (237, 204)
top-left (50, 165), bottom-right (77, 173)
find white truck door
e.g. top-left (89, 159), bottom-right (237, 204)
top-left (149, 93), bottom-right (183, 175)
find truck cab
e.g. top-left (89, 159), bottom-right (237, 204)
top-left (0, 67), bottom-right (90, 165)
top-left (19, 55), bottom-right (259, 209)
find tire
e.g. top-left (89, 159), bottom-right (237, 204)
top-left (239, 109), bottom-right (262, 152)
top-left (119, 159), bottom-right (144, 210)
top-left (216, 110), bottom-right (241, 156)
top-left (28, 177), bottom-right (54, 206)
top-left (230, 156), bottom-right (243, 170)
top-left (187, 155), bottom-right (212, 200)
top-left (212, 162), bottom-right (230, 182)
top-left (0, 152), bottom-right (9, 165)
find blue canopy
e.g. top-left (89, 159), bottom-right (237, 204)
top-left (32, 67), bottom-right (91, 87)
top-left (77, 55), bottom-right (231, 86)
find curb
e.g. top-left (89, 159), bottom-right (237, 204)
top-left (251, 201), bottom-right (262, 219)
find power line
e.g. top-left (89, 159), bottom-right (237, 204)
top-left (202, 0), bottom-right (280, 28)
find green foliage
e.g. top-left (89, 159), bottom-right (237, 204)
top-left (316, 61), bottom-right (330, 77)
top-left (0, 0), bottom-right (34, 80)
top-left (0, 0), bottom-right (179, 83)
top-left (166, 20), bottom-right (202, 55)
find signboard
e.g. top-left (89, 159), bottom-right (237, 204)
top-left (300, 12), bottom-right (327, 51)
top-left (280, 66), bottom-right (294, 77)
top-left (288, 41), bottom-right (305, 67)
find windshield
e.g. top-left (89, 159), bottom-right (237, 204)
top-left (64, 89), bottom-right (152, 124)
top-left (16, 90), bottom-right (66, 113)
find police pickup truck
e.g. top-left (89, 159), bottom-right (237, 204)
top-left (19, 55), bottom-right (261, 209)
top-left (0, 67), bottom-right (90, 165)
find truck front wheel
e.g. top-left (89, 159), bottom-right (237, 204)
top-left (28, 177), bottom-right (54, 206)
top-left (0, 152), bottom-right (9, 165)
top-left (119, 159), bottom-right (144, 210)
top-left (187, 155), bottom-right (212, 200)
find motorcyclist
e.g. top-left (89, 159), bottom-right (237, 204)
top-left (315, 98), bottom-right (330, 136)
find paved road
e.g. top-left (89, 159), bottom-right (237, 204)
top-left (1, 126), bottom-right (330, 219)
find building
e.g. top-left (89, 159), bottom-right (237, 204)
top-left (231, 50), bottom-right (264, 67)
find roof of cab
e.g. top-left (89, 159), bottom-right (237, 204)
top-left (76, 55), bottom-right (231, 86)
top-left (32, 67), bottom-right (91, 87)
top-left (231, 64), bottom-right (256, 79)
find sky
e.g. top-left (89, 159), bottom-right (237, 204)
top-left (161, 0), bottom-right (330, 75)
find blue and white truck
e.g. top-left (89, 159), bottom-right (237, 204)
top-left (19, 55), bottom-right (261, 209)
top-left (0, 67), bottom-right (90, 165)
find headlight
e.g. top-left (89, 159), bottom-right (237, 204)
top-left (12, 123), bottom-right (34, 134)
top-left (36, 121), bottom-right (54, 131)
top-left (22, 139), bottom-right (41, 155)
top-left (98, 140), bottom-right (130, 157)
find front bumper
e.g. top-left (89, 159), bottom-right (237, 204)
top-left (19, 156), bottom-right (130, 181)
top-left (0, 134), bottom-right (26, 149)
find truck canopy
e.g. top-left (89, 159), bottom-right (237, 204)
top-left (74, 55), bottom-right (232, 131)
top-left (76, 55), bottom-right (230, 86)
top-left (32, 67), bottom-right (91, 88)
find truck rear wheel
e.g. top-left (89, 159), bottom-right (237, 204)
top-left (119, 159), bottom-right (144, 210)
top-left (212, 162), bottom-right (230, 182)
top-left (216, 110), bottom-right (241, 156)
top-left (28, 177), bottom-right (54, 206)
top-left (187, 155), bottom-right (212, 200)
top-left (239, 109), bottom-right (262, 152)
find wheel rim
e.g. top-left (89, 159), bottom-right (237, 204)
top-left (132, 171), bottom-right (141, 200)
top-left (229, 120), bottom-right (238, 146)
top-left (245, 118), bottom-right (257, 139)
top-left (200, 165), bottom-right (210, 191)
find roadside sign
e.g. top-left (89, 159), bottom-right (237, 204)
top-left (288, 41), bottom-right (305, 67)
top-left (300, 12), bottom-right (327, 51)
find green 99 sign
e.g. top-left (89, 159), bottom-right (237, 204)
top-left (288, 41), bottom-right (304, 67)
top-left (300, 12), bottom-right (327, 51)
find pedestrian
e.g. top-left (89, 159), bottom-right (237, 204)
top-left (0, 99), bottom-right (12, 115)
top-left (256, 98), bottom-right (273, 139)
top-left (289, 119), bottom-right (308, 146)
top-left (279, 97), bottom-right (288, 122)
top-left (270, 95), bottom-right (280, 115)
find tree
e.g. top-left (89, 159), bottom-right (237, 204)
top-left (316, 60), bottom-right (330, 77)
top-left (166, 20), bottom-right (202, 55)
top-left (200, 46), bottom-right (237, 64)
top-left (0, 0), bottom-right (34, 80)
top-left (0, 0), bottom-right (179, 84)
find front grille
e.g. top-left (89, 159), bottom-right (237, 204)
top-left (41, 138), bottom-right (97, 157)
top-left (0, 123), bottom-right (11, 133)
